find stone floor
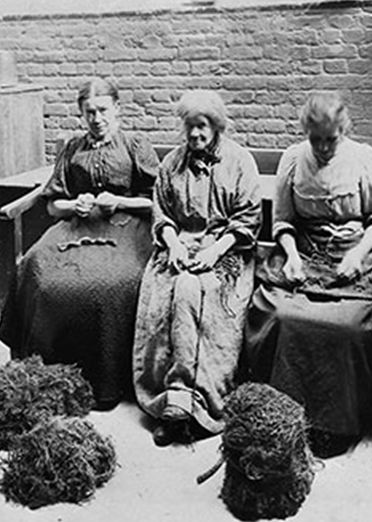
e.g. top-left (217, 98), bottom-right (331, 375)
top-left (0, 343), bottom-right (371, 522)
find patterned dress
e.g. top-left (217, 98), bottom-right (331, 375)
top-left (0, 130), bottom-right (159, 407)
top-left (245, 137), bottom-right (372, 437)
top-left (133, 136), bottom-right (261, 434)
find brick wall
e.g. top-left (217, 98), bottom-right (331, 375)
top-left (0, 0), bottom-right (371, 162)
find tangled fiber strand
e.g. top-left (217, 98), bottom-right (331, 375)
top-left (0, 417), bottom-right (117, 509)
top-left (221, 382), bottom-right (316, 521)
top-left (0, 355), bottom-right (94, 449)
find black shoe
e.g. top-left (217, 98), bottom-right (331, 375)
top-left (93, 398), bottom-right (120, 412)
top-left (309, 429), bottom-right (357, 458)
top-left (153, 422), bottom-right (175, 447)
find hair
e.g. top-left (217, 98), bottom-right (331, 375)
top-left (176, 90), bottom-right (227, 133)
top-left (77, 77), bottom-right (120, 111)
top-left (300, 92), bottom-right (351, 135)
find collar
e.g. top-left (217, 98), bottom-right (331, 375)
top-left (86, 124), bottom-right (120, 149)
top-left (185, 135), bottom-right (222, 176)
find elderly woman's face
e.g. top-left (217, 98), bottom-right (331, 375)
top-left (81, 95), bottom-right (120, 140)
top-left (185, 115), bottom-right (215, 152)
top-left (308, 122), bottom-right (342, 166)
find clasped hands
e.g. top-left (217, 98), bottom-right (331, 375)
top-left (74, 192), bottom-right (118, 218)
top-left (283, 247), bottom-right (364, 285)
top-left (167, 240), bottom-right (220, 273)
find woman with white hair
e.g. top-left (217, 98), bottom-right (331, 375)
top-left (133, 90), bottom-right (261, 446)
top-left (245, 92), bottom-right (372, 457)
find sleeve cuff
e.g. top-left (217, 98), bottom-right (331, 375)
top-left (273, 221), bottom-right (297, 241)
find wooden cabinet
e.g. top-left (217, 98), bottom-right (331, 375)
top-left (0, 84), bottom-right (45, 179)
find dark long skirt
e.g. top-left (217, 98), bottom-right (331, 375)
top-left (244, 246), bottom-right (372, 438)
top-left (0, 210), bottom-right (153, 407)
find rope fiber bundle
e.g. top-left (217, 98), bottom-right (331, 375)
top-left (0, 355), bottom-right (94, 449)
top-left (0, 417), bottom-right (117, 509)
top-left (221, 382), bottom-right (316, 520)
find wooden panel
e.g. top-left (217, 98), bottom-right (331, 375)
top-left (0, 85), bottom-right (45, 178)
top-left (249, 148), bottom-right (283, 176)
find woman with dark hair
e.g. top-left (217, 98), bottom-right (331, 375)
top-left (133, 90), bottom-right (261, 446)
top-left (245, 92), bottom-right (372, 456)
top-left (0, 77), bottom-right (159, 410)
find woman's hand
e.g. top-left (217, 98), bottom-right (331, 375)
top-left (74, 193), bottom-right (95, 218)
top-left (168, 240), bottom-right (190, 273)
top-left (282, 254), bottom-right (306, 284)
top-left (337, 247), bottom-right (363, 281)
top-left (188, 245), bottom-right (220, 273)
top-left (95, 191), bottom-right (118, 216)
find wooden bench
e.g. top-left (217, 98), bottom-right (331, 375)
top-left (0, 145), bottom-right (283, 304)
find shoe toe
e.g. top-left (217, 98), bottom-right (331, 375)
top-left (153, 424), bottom-right (174, 447)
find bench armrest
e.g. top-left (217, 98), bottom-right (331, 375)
top-left (0, 185), bottom-right (44, 220)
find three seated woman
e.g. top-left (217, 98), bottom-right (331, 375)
top-left (1, 81), bottom-right (372, 454)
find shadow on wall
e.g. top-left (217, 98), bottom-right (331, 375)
top-left (0, 0), bottom-right (349, 16)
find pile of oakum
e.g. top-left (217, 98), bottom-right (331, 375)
top-left (0, 355), bottom-right (94, 449)
top-left (0, 356), bottom-right (117, 508)
top-left (1, 417), bottom-right (117, 508)
top-left (221, 382), bottom-right (316, 521)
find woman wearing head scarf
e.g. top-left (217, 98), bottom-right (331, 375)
top-left (133, 90), bottom-right (261, 446)
top-left (0, 77), bottom-right (159, 410)
top-left (245, 92), bottom-right (372, 457)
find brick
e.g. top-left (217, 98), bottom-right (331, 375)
top-left (60, 117), bottom-right (81, 130)
top-left (133, 63), bottom-right (151, 76)
top-left (151, 90), bottom-right (173, 103)
top-left (33, 51), bottom-right (66, 63)
top-left (359, 44), bottom-right (372, 59)
top-left (274, 104), bottom-right (299, 120)
top-left (60, 63), bottom-right (78, 75)
top-left (133, 116), bottom-right (157, 129)
top-left (111, 62), bottom-right (134, 77)
top-left (342, 28), bottom-right (365, 44)
top-left (141, 34), bottom-right (162, 49)
top-left (222, 46), bottom-right (263, 60)
top-left (322, 28), bottom-right (342, 44)
top-left (66, 38), bottom-right (89, 51)
top-left (234, 119), bottom-right (256, 132)
top-left (256, 91), bottom-right (292, 105)
top-left (178, 46), bottom-right (220, 61)
top-left (292, 29), bottom-right (319, 46)
top-left (172, 62), bottom-right (190, 75)
top-left (95, 62), bottom-right (113, 76)
top-left (150, 63), bottom-right (172, 76)
top-left (76, 63), bottom-right (95, 75)
top-left (361, 14), bottom-right (372, 27)
top-left (291, 46), bottom-right (311, 61)
top-left (246, 133), bottom-right (277, 148)
top-left (44, 64), bottom-right (59, 76)
top-left (311, 44), bottom-right (358, 59)
top-left (354, 120), bottom-right (372, 135)
top-left (117, 77), bottom-right (138, 89)
top-left (323, 59), bottom-right (348, 74)
top-left (229, 91), bottom-right (255, 104)
top-left (121, 103), bottom-right (145, 117)
top-left (329, 15), bottom-right (359, 30)
top-left (133, 90), bottom-right (152, 105)
top-left (59, 91), bottom-right (77, 103)
top-left (157, 117), bottom-right (178, 129)
top-left (146, 103), bottom-right (173, 117)
top-left (65, 50), bottom-right (99, 63)
top-left (138, 48), bottom-right (177, 62)
top-left (191, 61), bottom-right (235, 76)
